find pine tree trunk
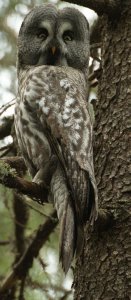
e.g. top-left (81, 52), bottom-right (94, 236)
top-left (73, 1), bottom-right (131, 299)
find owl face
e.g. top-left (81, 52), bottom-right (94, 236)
top-left (18, 4), bottom-right (89, 72)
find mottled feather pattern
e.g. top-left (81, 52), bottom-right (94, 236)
top-left (19, 67), bottom-right (90, 162)
top-left (24, 66), bottom-right (96, 215)
top-left (15, 4), bottom-right (98, 273)
top-left (16, 65), bottom-right (98, 222)
top-left (48, 166), bottom-right (76, 272)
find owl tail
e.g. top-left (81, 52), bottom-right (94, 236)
top-left (59, 201), bottom-right (76, 274)
top-left (49, 167), bottom-right (77, 273)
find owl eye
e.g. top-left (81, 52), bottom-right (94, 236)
top-left (63, 30), bottom-right (74, 43)
top-left (37, 28), bottom-right (48, 40)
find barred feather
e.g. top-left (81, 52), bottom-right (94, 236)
top-left (15, 65), bottom-right (98, 273)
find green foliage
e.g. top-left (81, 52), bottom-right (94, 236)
top-left (0, 184), bottom-right (73, 299)
top-left (0, 161), bottom-right (17, 179)
top-left (0, 187), bottom-right (14, 275)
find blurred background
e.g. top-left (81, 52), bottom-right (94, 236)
top-left (0, 1), bottom-right (97, 299)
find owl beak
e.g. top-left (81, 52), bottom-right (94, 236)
top-left (51, 46), bottom-right (56, 55)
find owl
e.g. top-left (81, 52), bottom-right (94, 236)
top-left (15, 4), bottom-right (98, 273)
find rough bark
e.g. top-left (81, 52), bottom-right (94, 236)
top-left (74, 1), bottom-right (131, 299)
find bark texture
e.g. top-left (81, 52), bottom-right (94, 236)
top-left (74, 1), bottom-right (131, 299)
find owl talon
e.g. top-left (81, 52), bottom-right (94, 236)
top-left (33, 155), bottom-right (58, 186)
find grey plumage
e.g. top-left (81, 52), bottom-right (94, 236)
top-left (15, 4), bottom-right (98, 273)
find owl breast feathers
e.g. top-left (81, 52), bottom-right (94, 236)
top-left (15, 4), bottom-right (98, 273)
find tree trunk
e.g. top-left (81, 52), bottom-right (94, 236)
top-left (74, 1), bottom-right (131, 299)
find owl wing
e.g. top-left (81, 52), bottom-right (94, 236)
top-left (24, 64), bottom-right (98, 220)
top-left (23, 65), bottom-right (98, 270)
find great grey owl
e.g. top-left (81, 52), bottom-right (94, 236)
top-left (15, 4), bottom-right (98, 273)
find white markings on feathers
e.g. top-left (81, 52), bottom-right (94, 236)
top-left (24, 71), bottom-right (84, 152)
top-left (65, 97), bottom-right (75, 107)
top-left (38, 97), bottom-right (46, 107)
top-left (59, 79), bottom-right (83, 148)
top-left (60, 79), bottom-right (70, 90)
top-left (38, 97), bottom-right (50, 115)
top-left (42, 106), bottom-right (50, 115)
top-left (63, 114), bottom-right (70, 121)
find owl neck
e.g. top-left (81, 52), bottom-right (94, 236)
top-left (17, 65), bottom-right (33, 84)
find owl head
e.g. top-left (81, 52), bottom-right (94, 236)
top-left (17, 4), bottom-right (89, 76)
